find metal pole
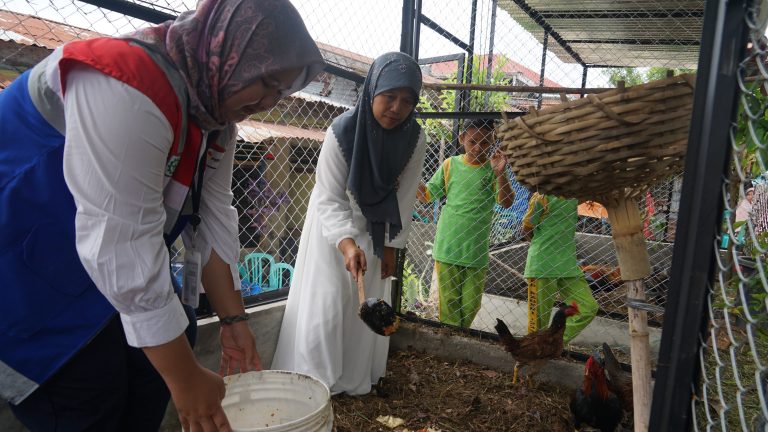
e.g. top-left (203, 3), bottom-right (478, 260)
top-left (483, 0), bottom-right (497, 109)
top-left (649, 0), bottom-right (750, 430)
top-left (412, 0), bottom-right (423, 60)
top-left (77, 0), bottom-right (173, 23)
top-left (452, 55), bottom-right (465, 156)
top-left (462, 0), bottom-right (478, 113)
top-left (537, 33), bottom-right (549, 109)
top-left (580, 66), bottom-right (588, 99)
top-left (400, 0), bottom-right (415, 55)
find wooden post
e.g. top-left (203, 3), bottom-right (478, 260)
top-left (626, 279), bottom-right (652, 432)
top-left (604, 193), bottom-right (652, 432)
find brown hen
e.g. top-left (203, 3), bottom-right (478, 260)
top-left (494, 302), bottom-right (579, 383)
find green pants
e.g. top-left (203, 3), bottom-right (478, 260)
top-left (436, 261), bottom-right (488, 328)
top-left (527, 277), bottom-right (598, 343)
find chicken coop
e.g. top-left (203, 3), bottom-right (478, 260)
top-left (0, 0), bottom-right (766, 431)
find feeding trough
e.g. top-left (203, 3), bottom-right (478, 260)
top-left (498, 73), bottom-right (696, 431)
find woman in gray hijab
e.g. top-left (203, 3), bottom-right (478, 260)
top-left (272, 52), bottom-right (426, 395)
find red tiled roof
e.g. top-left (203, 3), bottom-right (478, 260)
top-left (427, 54), bottom-right (562, 88)
top-left (315, 40), bottom-right (442, 84)
top-left (0, 10), bottom-right (104, 49)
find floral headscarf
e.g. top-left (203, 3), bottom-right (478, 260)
top-left (127, 0), bottom-right (325, 131)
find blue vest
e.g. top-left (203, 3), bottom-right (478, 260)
top-left (0, 70), bottom-right (116, 404)
top-left (0, 38), bottom-right (207, 404)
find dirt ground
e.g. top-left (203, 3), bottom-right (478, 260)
top-left (331, 349), bottom-right (607, 432)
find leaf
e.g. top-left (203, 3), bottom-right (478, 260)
top-left (376, 415), bottom-right (406, 428)
top-left (480, 370), bottom-right (499, 378)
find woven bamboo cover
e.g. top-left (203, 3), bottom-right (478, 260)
top-left (498, 74), bottom-right (696, 201)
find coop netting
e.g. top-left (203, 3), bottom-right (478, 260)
top-left (404, 119), bottom-right (682, 356)
top-left (1, 0), bottom-right (697, 361)
top-left (691, 4), bottom-right (768, 431)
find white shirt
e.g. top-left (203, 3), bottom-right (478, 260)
top-left (60, 65), bottom-right (240, 348)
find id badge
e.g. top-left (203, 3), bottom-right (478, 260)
top-left (182, 249), bottom-right (201, 308)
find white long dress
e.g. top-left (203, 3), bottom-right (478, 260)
top-left (271, 128), bottom-right (426, 395)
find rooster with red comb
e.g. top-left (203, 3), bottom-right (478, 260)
top-left (495, 301), bottom-right (580, 385)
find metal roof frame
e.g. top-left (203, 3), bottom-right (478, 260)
top-left (496, 0), bottom-right (705, 69)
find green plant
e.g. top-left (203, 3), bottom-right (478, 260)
top-left (418, 55), bottom-right (511, 145)
top-left (401, 259), bottom-right (427, 309)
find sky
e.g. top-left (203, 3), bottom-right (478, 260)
top-left (1, 0), bottom-right (610, 87)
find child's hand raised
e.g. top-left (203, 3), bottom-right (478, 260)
top-left (416, 183), bottom-right (429, 203)
top-left (491, 150), bottom-right (508, 176)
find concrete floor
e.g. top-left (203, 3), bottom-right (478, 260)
top-left (470, 293), bottom-right (662, 359)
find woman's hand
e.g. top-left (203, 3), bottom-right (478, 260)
top-left (381, 246), bottom-right (396, 279)
top-left (143, 334), bottom-right (231, 432)
top-left (170, 365), bottom-right (230, 432)
top-left (219, 321), bottom-right (262, 376)
top-left (339, 238), bottom-right (367, 281)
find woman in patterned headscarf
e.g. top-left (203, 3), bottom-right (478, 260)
top-left (0, 0), bottom-right (324, 430)
top-left (272, 52), bottom-right (427, 396)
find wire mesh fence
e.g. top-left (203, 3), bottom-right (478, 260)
top-left (401, 117), bottom-right (682, 359)
top-left (0, 0), bottom-right (694, 349)
top-left (691, 3), bottom-right (768, 430)
top-left (398, 0), bottom-right (696, 366)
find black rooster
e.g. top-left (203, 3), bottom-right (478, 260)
top-left (570, 355), bottom-right (622, 432)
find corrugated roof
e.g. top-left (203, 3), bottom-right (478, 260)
top-left (497, 0), bottom-right (704, 68)
top-left (237, 119), bottom-right (325, 143)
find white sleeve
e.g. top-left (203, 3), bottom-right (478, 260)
top-left (62, 66), bottom-right (189, 348)
top-left (183, 134), bottom-right (241, 289)
top-left (315, 130), bottom-right (359, 247)
top-left (386, 131), bottom-right (427, 248)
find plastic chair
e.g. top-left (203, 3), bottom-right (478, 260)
top-left (243, 252), bottom-right (275, 291)
top-left (269, 262), bottom-right (294, 291)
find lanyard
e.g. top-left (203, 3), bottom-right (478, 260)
top-left (189, 131), bottom-right (217, 233)
top-left (181, 131), bottom-right (217, 308)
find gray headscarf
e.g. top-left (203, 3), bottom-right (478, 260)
top-left (332, 52), bottom-right (422, 259)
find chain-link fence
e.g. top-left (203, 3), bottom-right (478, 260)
top-left (397, 0), bottom-right (698, 367)
top-left (3, 0), bottom-right (766, 429)
top-left (401, 116), bottom-right (682, 356)
top-left (689, 3), bottom-right (768, 430)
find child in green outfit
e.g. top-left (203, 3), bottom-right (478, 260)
top-left (417, 119), bottom-right (514, 328)
top-left (521, 193), bottom-right (598, 342)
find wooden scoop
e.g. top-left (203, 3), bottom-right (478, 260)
top-left (356, 270), bottom-right (400, 336)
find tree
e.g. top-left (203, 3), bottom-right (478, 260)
top-left (604, 67), bottom-right (695, 87)
top-left (417, 55), bottom-right (511, 146)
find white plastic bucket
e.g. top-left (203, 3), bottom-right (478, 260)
top-left (221, 370), bottom-right (333, 432)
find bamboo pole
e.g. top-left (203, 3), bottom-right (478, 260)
top-left (422, 82), bottom-right (612, 94)
top-left (604, 193), bottom-right (652, 432)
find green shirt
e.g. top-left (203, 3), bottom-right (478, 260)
top-left (522, 194), bottom-right (582, 278)
top-left (426, 155), bottom-right (498, 268)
